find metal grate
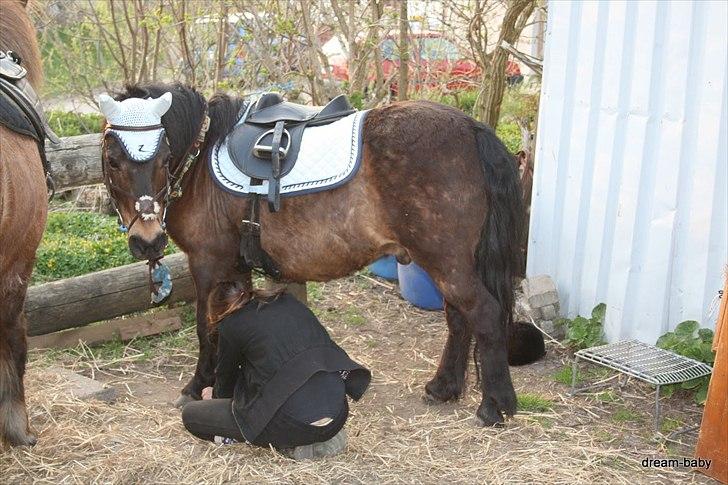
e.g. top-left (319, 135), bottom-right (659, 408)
top-left (575, 340), bottom-right (713, 385)
top-left (572, 340), bottom-right (713, 432)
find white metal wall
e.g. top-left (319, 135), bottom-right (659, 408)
top-left (528, 0), bottom-right (728, 344)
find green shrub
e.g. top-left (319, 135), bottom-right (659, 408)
top-left (556, 303), bottom-right (607, 350)
top-left (33, 211), bottom-right (176, 284)
top-left (495, 122), bottom-right (522, 154)
top-left (499, 85), bottom-right (540, 124)
top-left (47, 111), bottom-right (104, 137)
top-left (656, 320), bottom-right (715, 404)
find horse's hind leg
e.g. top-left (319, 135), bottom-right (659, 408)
top-left (424, 303), bottom-right (472, 403)
top-left (0, 285), bottom-right (37, 447)
top-left (425, 266), bottom-right (516, 426)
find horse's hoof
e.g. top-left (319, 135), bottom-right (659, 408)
top-left (173, 394), bottom-right (196, 409)
top-left (475, 400), bottom-right (507, 427)
top-left (473, 414), bottom-right (506, 428)
top-left (424, 378), bottom-right (460, 404)
top-left (422, 391), bottom-right (444, 404)
top-left (5, 428), bottom-right (38, 447)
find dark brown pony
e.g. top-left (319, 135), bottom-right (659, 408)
top-left (0, 0), bottom-right (46, 447)
top-left (104, 83), bottom-right (543, 426)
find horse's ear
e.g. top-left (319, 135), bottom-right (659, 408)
top-left (98, 93), bottom-right (120, 119)
top-left (152, 92), bottom-right (173, 117)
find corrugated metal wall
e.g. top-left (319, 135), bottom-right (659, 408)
top-left (528, 0), bottom-right (728, 344)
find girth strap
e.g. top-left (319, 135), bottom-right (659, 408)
top-left (239, 193), bottom-right (281, 278)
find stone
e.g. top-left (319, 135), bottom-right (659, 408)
top-left (539, 320), bottom-right (566, 340)
top-left (540, 304), bottom-right (558, 321)
top-left (50, 367), bottom-right (116, 403)
top-left (524, 274), bottom-right (559, 309)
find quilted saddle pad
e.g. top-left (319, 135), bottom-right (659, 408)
top-left (209, 110), bottom-right (368, 197)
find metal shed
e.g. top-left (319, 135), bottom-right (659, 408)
top-left (527, 0), bottom-right (728, 343)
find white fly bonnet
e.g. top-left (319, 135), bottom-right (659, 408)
top-left (99, 92), bottom-right (172, 162)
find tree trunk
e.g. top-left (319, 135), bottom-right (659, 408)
top-left (214, 3), bottom-right (229, 89)
top-left (397, 0), bottom-right (409, 101)
top-left (372, 0), bottom-right (385, 100)
top-left (477, 0), bottom-right (535, 127)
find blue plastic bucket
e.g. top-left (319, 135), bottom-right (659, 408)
top-left (397, 262), bottom-right (444, 310)
top-left (368, 255), bottom-right (399, 281)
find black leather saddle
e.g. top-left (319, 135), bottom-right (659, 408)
top-left (0, 50), bottom-right (60, 194)
top-left (227, 93), bottom-right (355, 211)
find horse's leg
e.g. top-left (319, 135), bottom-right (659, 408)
top-left (0, 129), bottom-right (46, 446)
top-left (0, 282), bottom-right (37, 447)
top-left (424, 303), bottom-right (472, 403)
top-left (423, 264), bottom-right (516, 426)
top-left (174, 251), bottom-right (247, 407)
top-left (175, 263), bottom-right (217, 407)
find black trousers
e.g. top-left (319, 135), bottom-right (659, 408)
top-left (182, 397), bottom-right (348, 449)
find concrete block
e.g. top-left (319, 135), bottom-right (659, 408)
top-left (50, 367), bottom-right (116, 403)
top-left (524, 274), bottom-right (559, 309)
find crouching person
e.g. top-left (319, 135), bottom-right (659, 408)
top-left (182, 282), bottom-right (371, 459)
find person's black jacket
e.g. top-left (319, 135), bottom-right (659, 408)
top-left (212, 292), bottom-right (371, 443)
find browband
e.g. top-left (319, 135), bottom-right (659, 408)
top-left (107, 123), bottom-right (164, 131)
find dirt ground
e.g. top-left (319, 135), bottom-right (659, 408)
top-left (1, 274), bottom-right (717, 484)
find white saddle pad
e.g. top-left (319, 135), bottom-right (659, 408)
top-left (209, 110), bottom-right (367, 197)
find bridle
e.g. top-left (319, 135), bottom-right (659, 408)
top-left (101, 108), bottom-right (210, 235)
top-left (101, 106), bottom-right (209, 302)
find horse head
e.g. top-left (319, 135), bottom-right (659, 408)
top-left (99, 92), bottom-right (174, 261)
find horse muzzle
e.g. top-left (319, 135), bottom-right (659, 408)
top-left (128, 232), bottom-right (167, 261)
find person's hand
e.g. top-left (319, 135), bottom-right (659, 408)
top-left (201, 387), bottom-right (213, 400)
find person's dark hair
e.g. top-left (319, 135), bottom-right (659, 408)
top-left (207, 281), bottom-right (286, 329)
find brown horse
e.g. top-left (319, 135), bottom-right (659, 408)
top-left (0, 0), bottom-right (47, 447)
top-left (102, 83), bottom-right (544, 426)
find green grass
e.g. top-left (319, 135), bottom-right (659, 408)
top-left (517, 393), bottom-right (553, 413)
top-left (531, 416), bottom-right (554, 428)
top-left (660, 417), bottom-right (682, 434)
top-left (307, 282), bottom-right (324, 303)
top-left (342, 307), bottom-right (366, 326)
top-left (594, 430), bottom-right (614, 443)
top-left (595, 389), bottom-right (619, 403)
top-left (611, 407), bottom-right (642, 423)
top-left (33, 211), bottom-right (177, 284)
top-left (552, 364), bottom-right (612, 386)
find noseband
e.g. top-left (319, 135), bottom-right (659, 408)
top-left (102, 109), bottom-right (210, 234)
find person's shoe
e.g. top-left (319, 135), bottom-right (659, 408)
top-left (282, 428), bottom-right (347, 460)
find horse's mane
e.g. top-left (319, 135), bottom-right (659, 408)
top-left (0, 1), bottom-right (43, 89)
top-left (116, 83), bottom-right (245, 166)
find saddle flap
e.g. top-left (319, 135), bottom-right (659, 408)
top-left (226, 121), bottom-right (304, 180)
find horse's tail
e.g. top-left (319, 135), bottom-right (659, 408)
top-left (473, 123), bottom-right (544, 367)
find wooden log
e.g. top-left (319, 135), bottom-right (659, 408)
top-left (25, 253), bottom-right (194, 336)
top-left (27, 309), bottom-right (183, 350)
top-left (45, 134), bottom-right (103, 190)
